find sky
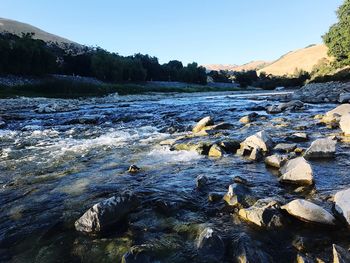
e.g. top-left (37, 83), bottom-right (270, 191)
top-left (1, 0), bottom-right (344, 65)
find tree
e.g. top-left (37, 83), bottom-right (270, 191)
top-left (323, 0), bottom-right (350, 65)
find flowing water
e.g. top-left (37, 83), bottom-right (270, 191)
top-left (0, 91), bottom-right (350, 262)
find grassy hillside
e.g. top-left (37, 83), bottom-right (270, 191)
top-left (0, 17), bottom-right (82, 48)
top-left (258, 44), bottom-right (330, 76)
top-left (204, 60), bottom-right (269, 72)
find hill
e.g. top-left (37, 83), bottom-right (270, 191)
top-left (0, 17), bottom-right (82, 48)
top-left (204, 60), bottom-right (270, 72)
top-left (258, 44), bottom-right (330, 76)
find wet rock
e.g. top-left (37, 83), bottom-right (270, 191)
top-left (321, 104), bottom-right (350, 124)
top-left (208, 144), bottom-right (224, 157)
top-left (333, 244), bottom-right (350, 263)
top-left (192, 116), bottom-right (214, 133)
top-left (219, 140), bottom-right (240, 154)
top-left (232, 233), bottom-right (273, 263)
top-left (339, 92), bottom-right (350, 103)
top-left (279, 157), bottom-right (314, 186)
top-left (238, 131), bottom-right (273, 160)
top-left (203, 122), bottom-right (233, 131)
top-left (265, 154), bottom-right (287, 168)
top-left (121, 246), bottom-right (153, 263)
top-left (223, 183), bottom-right (256, 208)
top-left (238, 198), bottom-right (285, 228)
top-left (334, 188), bottom-right (350, 225)
top-left (0, 120), bottom-right (6, 129)
top-left (171, 141), bottom-right (212, 155)
top-left (196, 227), bottom-right (225, 262)
top-left (274, 143), bottom-right (297, 153)
top-left (233, 176), bottom-right (251, 186)
top-left (304, 138), bottom-right (336, 159)
top-left (340, 114), bottom-right (350, 136)
top-left (239, 112), bottom-right (259, 124)
top-left (35, 103), bottom-right (59, 113)
top-left (75, 192), bottom-right (138, 233)
top-left (196, 175), bottom-right (208, 189)
top-left (281, 199), bottom-right (336, 225)
top-left (296, 253), bottom-right (315, 263)
top-left (208, 192), bottom-right (224, 202)
top-left (266, 100), bottom-right (304, 114)
top-left (128, 165), bottom-right (141, 173)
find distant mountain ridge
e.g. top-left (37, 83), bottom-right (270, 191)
top-left (0, 17), bottom-right (82, 48)
top-left (204, 60), bottom-right (270, 72)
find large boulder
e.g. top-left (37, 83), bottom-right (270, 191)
top-left (279, 157), bottom-right (314, 186)
top-left (333, 244), bottom-right (350, 263)
top-left (340, 114), bottom-right (350, 136)
top-left (192, 116), bottom-right (214, 133)
top-left (304, 138), bottom-right (336, 159)
top-left (75, 192), bottom-right (138, 233)
top-left (232, 233), bottom-right (273, 263)
top-left (196, 227), bottom-right (225, 262)
top-left (274, 143), bottom-right (297, 153)
top-left (238, 131), bottom-right (273, 160)
top-left (223, 183), bottom-right (256, 208)
top-left (321, 104), bottom-right (350, 124)
top-left (238, 198), bottom-right (285, 228)
top-left (265, 154), bottom-right (287, 168)
top-left (281, 199), bottom-right (336, 225)
top-left (334, 188), bottom-right (350, 225)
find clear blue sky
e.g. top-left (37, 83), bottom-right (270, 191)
top-left (1, 0), bottom-right (343, 65)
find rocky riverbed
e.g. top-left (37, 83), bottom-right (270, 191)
top-left (1, 88), bottom-right (350, 262)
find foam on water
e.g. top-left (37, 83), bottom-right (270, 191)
top-left (146, 146), bottom-right (202, 164)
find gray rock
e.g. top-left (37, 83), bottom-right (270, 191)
top-left (0, 120), bottom-right (6, 129)
top-left (75, 192), bottom-right (138, 233)
top-left (192, 116), bottom-right (214, 133)
top-left (333, 244), bottom-right (350, 263)
top-left (219, 140), bottom-right (240, 154)
top-left (196, 227), bottom-right (225, 262)
top-left (281, 199), bottom-right (336, 225)
top-left (267, 100), bottom-right (304, 113)
top-left (286, 132), bottom-right (309, 142)
top-left (238, 198), bottom-right (285, 228)
top-left (196, 175), bottom-right (208, 189)
top-left (274, 143), bottom-right (297, 153)
top-left (339, 92), bottom-right (350, 103)
top-left (239, 112), bottom-right (259, 124)
top-left (334, 188), bottom-right (350, 225)
top-left (279, 157), bottom-right (314, 186)
top-left (208, 192), bottom-right (224, 202)
top-left (238, 131), bottom-right (273, 160)
top-left (340, 114), bottom-right (350, 136)
top-left (304, 138), bottom-right (336, 159)
top-left (265, 154), bottom-right (287, 168)
top-left (321, 104), bottom-right (350, 124)
top-left (223, 183), bottom-right (256, 208)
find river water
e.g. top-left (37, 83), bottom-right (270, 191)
top-left (0, 91), bottom-right (350, 262)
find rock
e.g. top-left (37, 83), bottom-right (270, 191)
top-left (35, 103), bottom-right (59, 114)
top-left (265, 154), bottom-right (287, 168)
top-left (219, 140), bottom-right (240, 154)
top-left (196, 175), bottom-right (208, 189)
top-left (171, 141), bottom-right (212, 155)
top-left (223, 183), bottom-right (256, 208)
top-left (334, 188), bottom-right (350, 225)
top-left (233, 176), bottom-right (251, 186)
top-left (267, 100), bottom-right (304, 113)
top-left (208, 192), bottom-right (224, 202)
top-left (232, 233), bottom-right (273, 263)
top-left (121, 246), bottom-right (153, 263)
top-left (196, 227), bottom-right (225, 262)
top-left (75, 192), bottom-right (138, 233)
top-left (281, 199), bottom-right (336, 225)
top-left (0, 120), bottom-right (6, 129)
top-left (333, 244), bottom-right (350, 263)
top-left (321, 104), bottom-right (350, 124)
top-left (128, 165), bottom-right (141, 173)
top-left (248, 147), bottom-right (263, 161)
top-left (296, 254), bottom-right (315, 263)
top-left (279, 157), bottom-right (314, 186)
top-left (208, 144), bottom-right (224, 157)
top-left (192, 116), bottom-right (214, 133)
top-left (340, 114), bottom-right (350, 136)
top-left (239, 113), bottom-right (259, 124)
top-left (304, 138), bottom-right (336, 159)
top-left (339, 92), bottom-right (350, 103)
top-left (238, 131), bottom-right (273, 159)
top-left (203, 122), bottom-right (233, 131)
top-left (238, 198), bottom-right (285, 228)
top-left (274, 143), bottom-right (297, 153)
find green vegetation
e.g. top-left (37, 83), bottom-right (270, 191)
top-left (323, 0), bottom-right (350, 66)
top-left (0, 32), bottom-right (207, 85)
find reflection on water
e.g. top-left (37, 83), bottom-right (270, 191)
top-left (0, 91), bottom-right (350, 262)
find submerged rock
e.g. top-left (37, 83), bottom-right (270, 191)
top-left (304, 138), bottom-right (336, 159)
top-left (121, 246), bottom-right (153, 263)
top-left (208, 144), bottom-right (224, 157)
top-left (128, 165), bottom-right (141, 173)
top-left (208, 192), bottom-right (224, 202)
top-left (279, 157), bottom-right (314, 186)
top-left (232, 233), bottom-right (273, 263)
top-left (196, 174), bottom-right (208, 189)
top-left (332, 244), bottom-right (350, 263)
top-left (334, 188), bottom-right (350, 225)
top-left (265, 154), bottom-right (287, 168)
top-left (238, 198), bottom-right (285, 228)
top-left (192, 116), bottom-right (214, 133)
top-left (75, 192), bottom-right (138, 233)
top-left (223, 183), bottom-right (255, 208)
top-left (281, 199), bottom-right (336, 225)
top-left (340, 114), bottom-right (350, 136)
top-left (196, 227), bottom-right (225, 262)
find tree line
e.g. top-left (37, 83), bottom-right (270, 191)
top-left (0, 32), bottom-right (207, 84)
